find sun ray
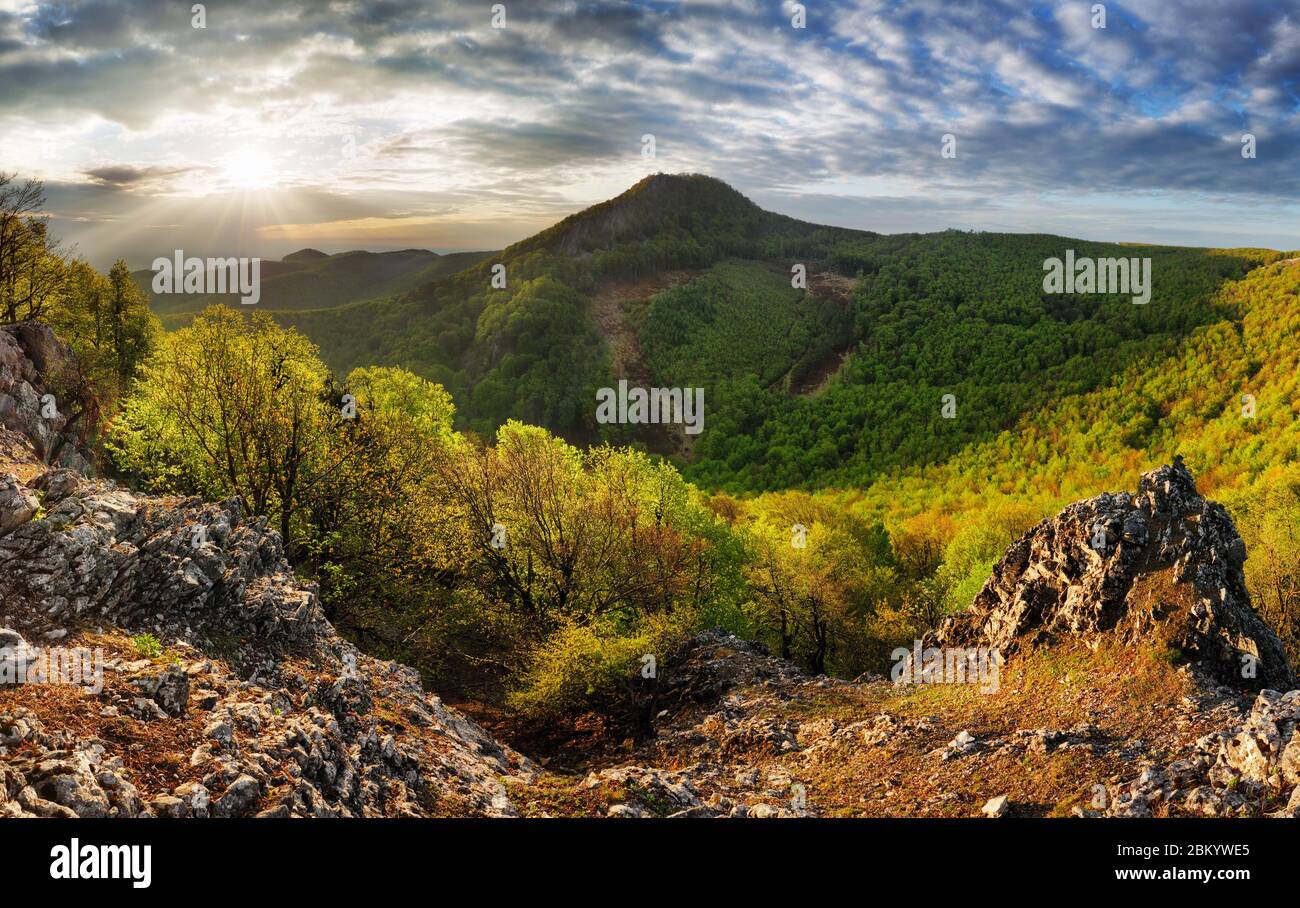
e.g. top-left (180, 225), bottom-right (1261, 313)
top-left (219, 148), bottom-right (276, 191)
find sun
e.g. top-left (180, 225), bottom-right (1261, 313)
top-left (220, 147), bottom-right (276, 190)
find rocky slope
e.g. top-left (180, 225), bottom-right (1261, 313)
top-left (3, 319), bottom-right (1298, 819)
top-left (508, 466), bottom-right (1300, 819)
top-left (0, 323), bottom-right (534, 818)
top-left (506, 627), bottom-right (1298, 818)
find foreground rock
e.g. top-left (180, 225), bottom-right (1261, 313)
top-left (0, 336), bottom-right (535, 818)
top-left (934, 460), bottom-right (1295, 691)
top-left (1096, 687), bottom-right (1300, 818)
top-left (0, 466), bottom-right (535, 818)
top-left (0, 322), bottom-right (92, 475)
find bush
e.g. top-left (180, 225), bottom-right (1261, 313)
top-left (506, 612), bottom-right (694, 729)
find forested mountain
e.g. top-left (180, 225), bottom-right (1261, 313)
top-left (8, 169), bottom-right (1300, 819)
top-left (132, 247), bottom-right (491, 323)
top-left (680, 235), bottom-right (1270, 491)
top-left (265, 173), bottom-right (872, 438)
top-left (201, 175), bottom-right (1288, 497)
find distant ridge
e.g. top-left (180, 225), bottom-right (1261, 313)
top-left (283, 248), bottom-right (329, 262)
top-left (134, 246), bottom-right (493, 317)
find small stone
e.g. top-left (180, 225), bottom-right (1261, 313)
top-left (607, 804), bottom-right (648, 818)
top-left (211, 774), bottom-right (261, 818)
top-left (981, 795), bottom-right (1009, 818)
top-left (149, 795), bottom-right (188, 819)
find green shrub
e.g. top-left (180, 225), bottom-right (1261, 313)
top-left (130, 633), bottom-right (165, 660)
top-left (507, 613), bottom-right (693, 722)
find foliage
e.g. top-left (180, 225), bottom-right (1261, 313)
top-left (130, 633), bottom-right (164, 660)
top-left (684, 234), bottom-right (1263, 491)
top-left (34, 170), bottom-right (1300, 718)
top-left (109, 306), bottom-right (337, 549)
top-left (739, 493), bottom-right (901, 677)
top-left (505, 612), bottom-right (692, 723)
top-left (1, 175), bottom-right (159, 432)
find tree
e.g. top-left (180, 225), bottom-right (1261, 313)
top-left (105, 261), bottom-right (156, 394)
top-left (0, 174), bottom-right (65, 324)
top-left (111, 305), bottom-right (338, 552)
top-left (48, 259), bottom-right (158, 401)
top-left (306, 366), bottom-right (460, 654)
top-left (1236, 483), bottom-right (1300, 664)
top-left (434, 425), bottom-right (708, 632)
top-left (745, 519), bottom-right (853, 674)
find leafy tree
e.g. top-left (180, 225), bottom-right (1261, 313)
top-left (306, 366), bottom-right (461, 658)
top-left (1233, 483), bottom-right (1300, 662)
top-left (743, 499), bottom-right (898, 676)
top-left (104, 260), bottom-right (156, 394)
top-left (0, 173), bottom-right (65, 324)
top-left (110, 306), bottom-right (338, 550)
top-left (47, 259), bottom-right (159, 400)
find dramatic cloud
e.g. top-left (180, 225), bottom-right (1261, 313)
top-left (1, 0), bottom-right (1296, 265)
top-left (82, 164), bottom-right (194, 188)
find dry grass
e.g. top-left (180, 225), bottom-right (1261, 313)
top-left (763, 640), bottom-right (1203, 817)
top-left (505, 773), bottom-right (621, 818)
top-left (520, 638), bottom-right (1222, 818)
top-left (0, 629), bottom-right (212, 794)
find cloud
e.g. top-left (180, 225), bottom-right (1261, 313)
top-left (0, 0), bottom-right (1294, 255)
top-left (82, 164), bottom-right (193, 189)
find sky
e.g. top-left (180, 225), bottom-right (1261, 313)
top-left (2, 0), bottom-right (1298, 269)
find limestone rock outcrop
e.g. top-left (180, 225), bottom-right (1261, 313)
top-left (934, 460), bottom-right (1295, 691)
top-left (0, 322), bottom-right (92, 475)
top-left (0, 463), bottom-right (536, 818)
top-left (0, 322), bottom-right (534, 818)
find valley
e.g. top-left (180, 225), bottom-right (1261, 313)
top-left (6, 0), bottom-right (1300, 892)
top-left (5, 172), bottom-right (1300, 824)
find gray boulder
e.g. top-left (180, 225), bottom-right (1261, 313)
top-left (934, 460), bottom-right (1296, 691)
top-left (0, 473), bottom-right (37, 537)
top-left (130, 663), bottom-right (190, 717)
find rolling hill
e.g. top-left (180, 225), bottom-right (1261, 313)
top-left (142, 174), bottom-right (1296, 501)
top-left (134, 246), bottom-right (492, 325)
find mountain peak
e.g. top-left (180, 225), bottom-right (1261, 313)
top-left (625, 171), bottom-right (744, 197)
top-left (521, 172), bottom-right (764, 258)
top-left (282, 248), bottom-right (330, 262)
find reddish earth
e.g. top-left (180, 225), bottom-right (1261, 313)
top-left (588, 270), bottom-right (703, 457)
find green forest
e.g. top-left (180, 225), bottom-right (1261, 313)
top-left (7, 169), bottom-right (1300, 736)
